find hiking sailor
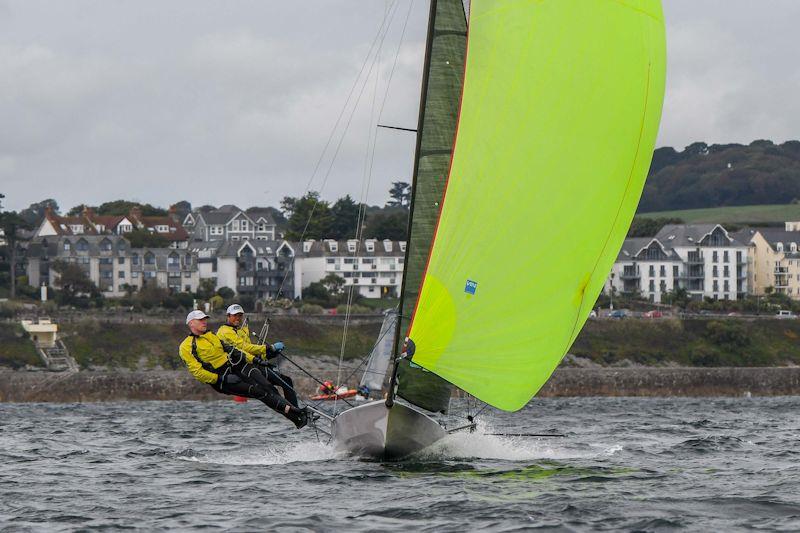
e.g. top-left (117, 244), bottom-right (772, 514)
top-left (216, 303), bottom-right (299, 408)
top-left (179, 310), bottom-right (311, 429)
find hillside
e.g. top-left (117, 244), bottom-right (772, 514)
top-left (636, 204), bottom-right (800, 225)
top-left (639, 140), bottom-right (800, 212)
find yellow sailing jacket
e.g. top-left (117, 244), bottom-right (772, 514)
top-left (178, 332), bottom-right (231, 385)
top-left (216, 324), bottom-right (268, 358)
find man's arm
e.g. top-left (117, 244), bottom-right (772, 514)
top-left (179, 340), bottom-right (219, 384)
top-left (217, 325), bottom-right (265, 360)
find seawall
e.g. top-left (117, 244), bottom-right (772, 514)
top-left (1, 367), bottom-right (798, 403)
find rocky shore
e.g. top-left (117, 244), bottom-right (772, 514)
top-left (2, 366), bottom-right (798, 402)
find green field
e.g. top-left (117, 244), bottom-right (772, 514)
top-left (637, 204), bottom-right (800, 224)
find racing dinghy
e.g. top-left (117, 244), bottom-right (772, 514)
top-left (330, 0), bottom-right (667, 460)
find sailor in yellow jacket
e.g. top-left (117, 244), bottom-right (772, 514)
top-left (179, 310), bottom-right (311, 429)
top-left (217, 304), bottom-right (298, 408)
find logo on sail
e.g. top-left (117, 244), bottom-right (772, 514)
top-left (465, 279), bottom-right (478, 295)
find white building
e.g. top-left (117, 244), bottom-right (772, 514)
top-left (607, 224), bottom-right (748, 302)
top-left (295, 238), bottom-right (405, 299)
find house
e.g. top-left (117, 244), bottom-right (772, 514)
top-left (607, 224), bottom-right (749, 302)
top-left (295, 238), bottom-right (405, 299)
top-left (184, 205), bottom-right (277, 242)
top-left (26, 234), bottom-right (199, 297)
top-left (34, 206), bottom-right (190, 249)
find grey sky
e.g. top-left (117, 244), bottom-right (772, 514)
top-left (1, 1), bottom-right (799, 212)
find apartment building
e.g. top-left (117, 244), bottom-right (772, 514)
top-left (608, 224), bottom-right (748, 302)
top-left (734, 226), bottom-right (800, 298)
top-left (27, 235), bottom-right (199, 297)
top-left (296, 239), bottom-right (405, 299)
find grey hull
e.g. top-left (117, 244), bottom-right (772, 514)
top-left (331, 401), bottom-right (446, 461)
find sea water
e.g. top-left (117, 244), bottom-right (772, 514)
top-left (1, 397), bottom-right (798, 531)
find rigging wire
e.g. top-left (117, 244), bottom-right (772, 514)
top-left (275, 0), bottom-right (401, 298)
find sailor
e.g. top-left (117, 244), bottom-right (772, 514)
top-left (179, 310), bottom-right (311, 429)
top-left (217, 304), bottom-right (299, 408)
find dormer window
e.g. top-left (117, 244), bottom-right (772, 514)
top-left (70, 225), bottom-right (84, 234)
top-left (383, 240), bottom-right (392, 252)
top-left (791, 243), bottom-right (798, 253)
top-left (347, 240), bottom-right (357, 253)
top-left (156, 225), bottom-right (169, 233)
top-left (76, 239), bottom-right (89, 252)
top-left (365, 241), bottom-right (375, 252)
top-left (257, 223), bottom-right (266, 232)
top-left (399, 242), bottom-right (406, 252)
top-left (329, 241), bottom-right (338, 253)
top-left (145, 252), bottom-right (155, 265)
top-left (777, 243), bottom-right (784, 253)
top-left (99, 239), bottom-right (112, 251)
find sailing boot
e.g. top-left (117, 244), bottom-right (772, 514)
top-left (287, 406), bottom-right (309, 429)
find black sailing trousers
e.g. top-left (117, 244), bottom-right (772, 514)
top-left (211, 348), bottom-right (290, 415)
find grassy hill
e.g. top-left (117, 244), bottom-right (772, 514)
top-left (637, 204), bottom-right (800, 225)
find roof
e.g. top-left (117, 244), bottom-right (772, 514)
top-left (615, 237), bottom-right (681, 262)
top-left (655, 224), bottom-right (744, 247)
top-left (297, 239), bottom-right (406, 258)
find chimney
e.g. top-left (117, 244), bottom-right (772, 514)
top-left (168, 205), bottom-right (179, 223)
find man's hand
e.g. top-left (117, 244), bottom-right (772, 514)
top-left (266, 341), bottom-right (285, 357)
top-left (252, 356), bottom-right (268, 367)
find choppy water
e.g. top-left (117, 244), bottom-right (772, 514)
top-left (1, 397), bottom-right (798, 532)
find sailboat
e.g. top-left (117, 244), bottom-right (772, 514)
top-left (329, 0), bottom-right (667, 460)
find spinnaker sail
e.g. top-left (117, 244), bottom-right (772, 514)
top-left (405, 0), bottom-right (667, 411)
top-left (394, 0), bottom-right (468, 413)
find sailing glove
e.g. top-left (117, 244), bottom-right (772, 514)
top-left (267, 342), bottom-right (285, 356)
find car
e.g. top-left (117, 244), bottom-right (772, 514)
top-left (776, 310), bottom-right (797, 319)
top-left (609, 310), bottom-right (627, 319)
top-left (644, 310), bottom-right (663, 318)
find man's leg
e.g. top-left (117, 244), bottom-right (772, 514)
top-left (265, 367), bottom-right (299, 408)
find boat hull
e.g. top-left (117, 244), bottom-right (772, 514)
top-left (331, 401), bottom-right (446, 461)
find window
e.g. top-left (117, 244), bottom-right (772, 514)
top-left (649, 265), bottom-right (655, 276)
top-left (210, 226), bottom-right (223, 235)
top-left (347, 241), bottom-right (357, 253)
top-left (101, 271), bottom-right (113, 279)
top-left (723, 251), bottom-right (729, 262)
top-left (132, 253), bottom-right (139, 265)
top-left (100, 239), bottom-right (112, 251)
top-left (660, 265), bottom-right (666, 277)
top-left (713, 280), bottom-right (719, 292)
top-left (81, 257), bottom-right (90, 264)
top-left (326, 258), bottom-right (335, 264)
top-left (365, 241), bottom-right (375, 252)
top-left (70, 224), bottom-right (84, 234)
top-left (231, 236), bottom-right (239, 241)
top-left (99, 258), bottom-right (112, 265)
top-left (399, 242), bottom-right (406, 252)
top-left (724, 280), bottom-right (730, 292)
top-left (329, 242), bottom-right (338, 252)
top-left (118, 271), bottom-right (125, 279)
top-left (144, 271), bottom-right (156, 279)
top-left (736, 251), bottom-right (743, 263)
top-left (673, 265), bottom-right (679, 277)
top-left (724, 266), bottom-right (730, 277)
top-left (241, 220), bottom-right (249, 231)
top-left (156, 225), bottom-right (169, 233)
top-left (76, 239), bottom-right (89, 251)
top-left (184, 272), bottom-right (191, 278)
top-left (132, 272), bottom-right (140, 278)
top-left (145, 253), bottom-right (155, 265)
top-left (63, 241), bottom-right (71, 251)
top-left (713, 266), bottom-right (718, 277)
top-left (649, 280), bottom-right (655, 291)
top-left (118, 257), bottom-right (125, 265)
top-left (168, 254), bottom-right (180, 267)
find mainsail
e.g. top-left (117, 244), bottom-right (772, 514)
top-left (359, 309), bottom-right (397, 393)
top-left (404, 0), bottom-right (667, 411)
top-left (393, 0), bottom-right (468, 413)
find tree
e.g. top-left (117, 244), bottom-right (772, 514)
top-left (67, 204), bottom-right (96, 216)
top-left (281, 191), bottom-right (334, 240)
top-left (0, 194), bottom-right (32, 299)
top-left (196, 279), bottom-right (216, 299)
top-left (330, 195), bottom-right (363, 239)
top-left (217, 286), bottom-right (235, 300)
top-left (124, 229), bottom-right (169, 248)
top-left (386, 181), bottom-right (411, 208)
top-left (19, 199), bottom-right (59, 226)
top-left (302, 281), bottom-right (332, 307)
top-left (170, 201), bottom-right (192, 222)
top-left (365, 211), bottom-right (408, 240)
top-left (51, 260), bottom-right (99, 303)
top-left (321, 273), bottom-right (345, 295)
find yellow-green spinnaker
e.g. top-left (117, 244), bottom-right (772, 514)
top-left (407, 0), bottom-right (667, 411)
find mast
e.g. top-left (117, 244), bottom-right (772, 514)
top-left (386, 0), bottom-right (440, 408)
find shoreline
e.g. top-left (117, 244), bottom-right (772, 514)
top-left (1, 367), bottom-right (798, 402)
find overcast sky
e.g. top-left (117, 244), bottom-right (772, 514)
top-left (1, 0), bottom-right (799, 212)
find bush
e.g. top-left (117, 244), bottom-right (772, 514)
top-left (335, 304), bottom-right (371, 315)
top-left (299, 303), bottom-right (325, 315)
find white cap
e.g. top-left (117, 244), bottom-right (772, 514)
top-left (186, 310), bottom-right (210, 324)
top-left (226, 304), bottom-right (244, 315)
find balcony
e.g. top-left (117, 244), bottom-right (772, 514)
top-left (687, 253), bottom-right (704, 265)
top-left (619, 270), bottom-right (640, 280)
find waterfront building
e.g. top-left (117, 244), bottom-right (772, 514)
top-left (607, 224), bottom-right (749, 302)
top-left (26, 234), bottom-right (200, 297)
top-left (183, 205), bottom-right (277, 242)
top-left (295, 239), bottom-right (405, 299)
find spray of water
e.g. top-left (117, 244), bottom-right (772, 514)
top-left (178, 440), bottom-right (341, 466)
